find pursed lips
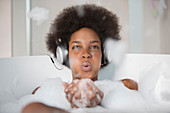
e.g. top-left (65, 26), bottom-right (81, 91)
top-left (81, 62), bottom-right (92, 72)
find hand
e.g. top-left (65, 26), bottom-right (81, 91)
top-left (63, 79), bottom-right (104, 108)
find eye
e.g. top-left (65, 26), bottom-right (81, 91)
top-left (91, 45), bottom-right (99, 49)
top-left (72, 45), bottom-right (80, 50)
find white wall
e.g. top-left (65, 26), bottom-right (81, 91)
top-left (3, 0), bottom-right (170, 57)
top-left (129, 0), bottom-right (144, 53)
top-left (143, 0), bottom-right (161, 53)
top-left (13, 0), bottom-right (129, 56)
top-left (129, 0), bottom-right (170, 54)
top-left (160, 0), bottom-right (170, 54)
top-left (0, 0), bottom-right (11, 58)
top-left (12, 0), bottom-right (27, 56)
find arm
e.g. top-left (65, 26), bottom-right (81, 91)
top-left (22, 102), bottom-right (69, 113)
top-left (121, 78), bottom-right (138, 90)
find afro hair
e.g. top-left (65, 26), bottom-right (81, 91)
top-left (46, 4), bottom-right (121, 68)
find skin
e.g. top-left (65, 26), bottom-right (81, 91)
top-left (63, 28), bottom-right (138, 108)
top-left (63, 28), bottom-right (104, 108)
top-left (22, 102), bottom-right (69, 113)
top-left (121, 78), bottom-right (138, 90)
top-left (68, 28), bottom-right (102, 81)
top-left (23, 27), bottom-right (138, 113)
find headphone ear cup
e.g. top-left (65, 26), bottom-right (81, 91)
top-left (103, 49), bottom-right (108, 65)
top-left (56, 46), bottom-right (63, 64)
top-left (56, 46), bottom-right (68, 64)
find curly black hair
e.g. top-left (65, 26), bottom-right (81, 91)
top-left (46, 4), bottom-right (121, 68)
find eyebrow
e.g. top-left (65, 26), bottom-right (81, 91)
top-left (90, 41), bottom-right (99, 43)
top-left (71, 41), bottom-right (80, 44)
top-left (71, 40), bottom-right (99, 44)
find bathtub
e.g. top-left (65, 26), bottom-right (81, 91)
top-left (0, 54), bottom-right (170, 112)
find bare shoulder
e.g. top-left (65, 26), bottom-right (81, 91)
top-left (121, 78), bottom-right (138, 90)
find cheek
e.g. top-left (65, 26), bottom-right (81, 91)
top-left (91, 51), bottom-right (102, 66)
top-left (96, 56), bottom-right (102, 68)
top-left (69, 55), bottom-right (75, 68)
top-left (69, 54), bottom-right (80, 69)
top-left (91, 51), bottom-right (101, 57)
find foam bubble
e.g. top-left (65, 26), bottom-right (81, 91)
top-left (72, 79), bottom-right (101, 108)
top-left (28, 7), bottom-right (49, 26)
top-left (74, 73), bottom-right (80, 78)
top-left (96, 78), bottom-right (170, 113)
top-left (76, 6), bottom-right (85, 17)
top-left (58, 38), bottom-right (61, 42)
top-left (161, 92), bottom-right (170, 101)
top-left (50, 24), bottom-right (57, 35)
top-left (102, 16), bottom-right (106, 20)
top-left (104, 38), bottom-right (126, 65)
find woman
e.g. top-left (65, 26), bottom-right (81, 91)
top-left (22, 4), bottom-right (138, 113)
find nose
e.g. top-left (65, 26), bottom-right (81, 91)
top-left (81, 50), bottom-right (92, 59)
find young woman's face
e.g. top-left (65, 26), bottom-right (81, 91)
top-left (69, 28), bottom-right (102, 81)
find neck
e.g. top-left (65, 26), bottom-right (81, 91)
top-left (91, 77), bottom-right (98, 81)
top-left (72, 76), bottom-right (98, 81)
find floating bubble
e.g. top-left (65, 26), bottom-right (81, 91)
top-left (50, 24), bottom-right (57, 35)
top-left (76, 5), bottom-right (85, 17)
top-left (104, 38), bottom-right (126, 65)
top-left (28, 7), bottom-right (49, 26)
top-left (58, 38), bottom-right (61, 42)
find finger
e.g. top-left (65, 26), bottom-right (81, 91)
top-left (98, 90), bottom-right (104, 99)
top-left (87, 81), bottom-right (104, 100)
top-left (87, 90), bottom-right (97, 101)
top-left (86, 82), bottom-right (93, 91)
top-left (74, 90), bottom-right (81, 100)
top-left (88, 81), bottom-right (104, 99)
top-left (90, 99), bottom-right (96, 107)
top-left (65, 80), bottom-right (81, 104)
top-left (64, 82), bottom-right (75, 94)
top-left (84, 82), bottom-right (98, 101)
top-left (62, 82), bottom-right (69, 88)
top-left (66, 91), bottom-right (74, 103)
top-left (66, 93), bottom-right (71, 101)
top-left (73, 79), bottom-right (79, 84)
top-left (65, 79), bottom-right (79, 93)
top-left (95, 94), bottom-right (101, 105)
top-left (70, 85), bottom-right (78, 95)
top-left (71, 103), bottom-right (79, 108)
top-left (90, 94), bottom-right (101, 107)
top-left (88, 81), bottom-right (99, 93)
top-left (67, 81), bottom-right (80, 100)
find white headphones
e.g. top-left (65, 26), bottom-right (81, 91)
top-left (52, 39), bottom-right (125, 69)
top-left (56, 46), bottom-right (68, 64)
top-left (55, 39), bottom-right (125, 66)
top-left (104, 39), bottom-right (126, 65)
top-left (48, 46), bottom-right (68, 70)
top-left (56, 45), bottom-right (108, 66)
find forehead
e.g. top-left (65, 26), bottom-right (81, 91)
top-left (69, 28), bottom-right (101, 43)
